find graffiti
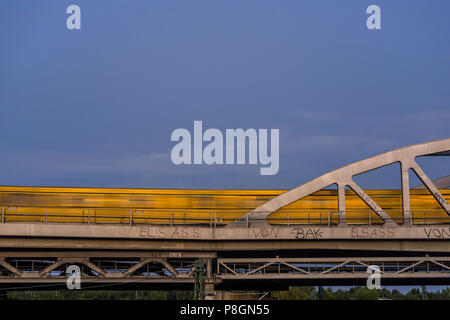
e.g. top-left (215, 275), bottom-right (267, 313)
top-left (139, 227), bottom-right (166, 238)
top-left (350, 227), bottom-right (395, 239)
top-left (361, 193), bottom-right (376, 208)
top-left (434, 192), bottom-right (449, 206)
top-left (139, 227), bottom-right (200, 239)
top-left (252, 227), bottom-right (279, 239)
top-left (291, 227), bottom-right (323, 239)
top-left (424, 228), bottom-right (450, 239)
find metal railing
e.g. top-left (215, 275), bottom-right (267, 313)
top-left (0, 206), bottom-right (449, 228)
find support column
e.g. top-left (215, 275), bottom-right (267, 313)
top-left (401, 162), bottom-right (411, 224)
top-left (204, 258), bottom-right (217, 299)
top-left (194, 259), bottom-right (205, 300)
top-left (338, 184), bottom-right (346, 225)
top-left (410, 161), bottom-right (450, 214)
top-left (205, 284), bottom-right (217, 300)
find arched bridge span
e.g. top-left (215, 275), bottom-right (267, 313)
top-left (245, 138), bottom-right (450, 225)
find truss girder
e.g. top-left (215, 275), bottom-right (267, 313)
top-left (217, 256), bottom-right (450, 280)
top-left (0, 254), bottom-right (449, 286)
top-left (244, 138), bottom-right (450, 225)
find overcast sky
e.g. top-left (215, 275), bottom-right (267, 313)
top-left (0, 0), bottom-right (449, 190)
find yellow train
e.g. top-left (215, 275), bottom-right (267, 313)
top-left (0, 186), bottom-right (449, 225)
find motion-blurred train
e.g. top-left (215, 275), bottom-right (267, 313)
top-left (0, 186), bottom-right (449, 225)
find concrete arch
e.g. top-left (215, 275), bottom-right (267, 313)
top-left (246, 138), bottom-right (450, 225)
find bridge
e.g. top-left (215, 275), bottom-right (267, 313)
top-left (0, 138), bottom-right (449, 299)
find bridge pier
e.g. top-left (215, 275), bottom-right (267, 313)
top-left (203, 258), bottom-right (217, 300)
top-left (205, 283), bottom-right (216, 300)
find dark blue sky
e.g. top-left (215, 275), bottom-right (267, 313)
top-left (0, 0), bottom-right (449, 189)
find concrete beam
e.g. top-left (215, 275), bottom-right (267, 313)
top-left (0, 222), bottom-right (450, 241)
top-left (0, 238), bottom-right (449, 253)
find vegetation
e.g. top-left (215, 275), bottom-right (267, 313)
top-left (7, 290), bottom-right (193, 300)
top-left (6, 286), bottom-right (450, 300)
top-left (271, 286), bottom-right (450, 300)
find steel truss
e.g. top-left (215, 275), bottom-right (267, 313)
top-left (0, 252), bottom-right (449, 289)
top-left (0, 252), bottom-right (216, 289)
top-left (217, 256), bottom-right (450, 284)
